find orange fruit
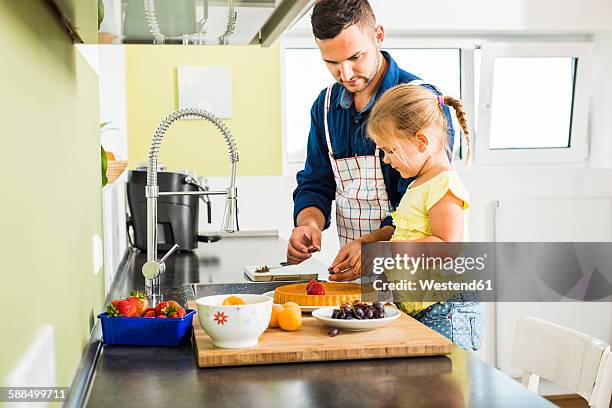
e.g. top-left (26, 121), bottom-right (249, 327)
top-left (222, 296), bottom-right (246, 306)
top-left (278, 308), bottom-right (302, 331)
top-left (282, 302), bottom-right (301, 311)
top-left (269, 304), bottom-right (283, 328)
top-left (105, 151), bottom-right (116, 161)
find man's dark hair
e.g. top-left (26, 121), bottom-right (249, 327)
top-left (311, 0), bottom-right (376, 40)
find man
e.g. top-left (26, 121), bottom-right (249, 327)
top-left (287, 0), bottom-right (454, 281)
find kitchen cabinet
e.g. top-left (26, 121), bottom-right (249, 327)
top-left (97, 0), bottom-right (314, 46)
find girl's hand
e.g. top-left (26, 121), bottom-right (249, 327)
top-left (328, 239), bottom-right (362, 281)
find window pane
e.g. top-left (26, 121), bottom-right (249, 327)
top-left (284, 49), bottom-right (331, 163)
top-left (284, 48), bottom-right (462, 163)
top-left (489, 57), bottom-right (575, 149)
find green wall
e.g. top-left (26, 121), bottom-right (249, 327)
top-left (0, 0), bottom-right (103, 388)
top-left (125, 44), bottom-right (282, 176)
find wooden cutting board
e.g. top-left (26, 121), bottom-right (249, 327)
top-left (188, 301), bottom-right (452, 368)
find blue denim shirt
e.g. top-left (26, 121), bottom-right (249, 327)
top-left (293, 51), bottom-right (455, 230)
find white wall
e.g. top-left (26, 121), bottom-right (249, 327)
top-left (99, 45), bottom-right (128, 159)
top-left (99, 45), bottom-right (129, 293)
top-left (589, 33), bottom-right (612, 168)
top-left (291, 0), bottom-right (612, 33)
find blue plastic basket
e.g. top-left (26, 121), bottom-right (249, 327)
top-left (98, 309), bottom-right (195, 346)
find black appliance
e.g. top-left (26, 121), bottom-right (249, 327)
top-left (127, 170), bottom-right (200, 252)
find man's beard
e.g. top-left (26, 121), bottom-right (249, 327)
top-left (339, 51), bottom-right (381, 94)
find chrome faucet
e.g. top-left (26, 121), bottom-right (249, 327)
top-left (141, 108), bottom-right (239, 301)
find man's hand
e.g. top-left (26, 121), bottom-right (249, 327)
top-left (287, 225), bottom-right (322, 264)
top-left (328, 239), bottom-right (362, 281)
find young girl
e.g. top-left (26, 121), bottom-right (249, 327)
top-left (367, 84), bottom-right (483, 351)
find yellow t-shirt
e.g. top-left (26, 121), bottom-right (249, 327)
top-left (391, 170), bottom-right (469, 241)
top-left (388, 170), bottom-right (470, 315)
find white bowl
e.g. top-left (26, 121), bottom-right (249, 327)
top-left (311, 305), bottom-right (401, 331)
top-left (196, 294), bottom-right (272, 348)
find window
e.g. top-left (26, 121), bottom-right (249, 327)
top-left (282, 47), bottom-right (463, 165)
top-left (283, 48), bottom-right (331, 163)
top-left (476, 42), bottom-right (593, 165)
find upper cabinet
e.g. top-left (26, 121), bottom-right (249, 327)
top-left (98, 0), bottom-right (314, 46)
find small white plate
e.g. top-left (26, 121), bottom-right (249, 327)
top-left (262, 291), bottom-right (321, 313)
top-left (311, 305), bottom-right (401, 331)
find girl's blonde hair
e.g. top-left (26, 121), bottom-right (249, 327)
top-left (367, 84), bottom-right (471, 163)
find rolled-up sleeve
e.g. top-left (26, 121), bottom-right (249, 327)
top-left (293, 96), bottom-right (336, 229)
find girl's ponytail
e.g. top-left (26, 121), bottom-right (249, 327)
top-left (442, 96), bottom-right (472, 164)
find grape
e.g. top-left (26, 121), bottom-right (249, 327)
top-left (328, 327), bottom-right (339, 337)
top-left (332, 302), bottom-right (387, 320)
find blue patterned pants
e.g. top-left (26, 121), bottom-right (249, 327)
top-left (412, 293), bottom-right (484, 351)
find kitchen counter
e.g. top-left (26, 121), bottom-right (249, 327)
top-left (79, 235), bottom-right (553, 408)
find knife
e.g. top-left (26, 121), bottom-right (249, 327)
top-left (254, 262), bottom-right (293, 273)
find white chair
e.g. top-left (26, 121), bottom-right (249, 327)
top-left (511, 316), bottom-right (612, 407)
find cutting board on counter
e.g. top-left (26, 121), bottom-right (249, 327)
top-left (187, 301), bottom-right (452, 368)
top-left (243, 264), bottom-right (319, 282)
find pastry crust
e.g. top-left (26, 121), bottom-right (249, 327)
top-left (273, 282), bottom-right (362, 306)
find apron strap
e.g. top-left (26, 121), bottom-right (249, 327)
top-left (324, 84), bottom-right (383, 159)
top-left (323, 85), bottom-right (334, 156)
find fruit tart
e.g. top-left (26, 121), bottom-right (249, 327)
top-left (273, 280), bottom-right (362, 307)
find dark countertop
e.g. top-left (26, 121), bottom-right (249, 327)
top-left (84, 235), bottom-right (553, 408)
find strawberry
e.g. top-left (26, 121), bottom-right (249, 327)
top-left (157, 314), bottom-right (168, 318)
top-left (143, 311), bottom-right (156, 318)
top-left (107, 300), bottom-right (138, 317)
top-left (110, 299), bottom-right (123, 308)
top-left (162, 302), bottom-right (185, 317)
top-left (128, 290), bottom-right (148, 315)
top-left (155, 300), bottom-right (181, 315)
top-left (106, 303), bottom-right (121, 317)
top-left (154, 301), bottom-right (170, 315)
top-left (307, 283), bottom-right (325, 296)
top-left (142, 307), bottom-right (157, 315)
top-left (306, 279), bottom-right (318, 291)
top-left (118, 300), bottom-right (139, 317)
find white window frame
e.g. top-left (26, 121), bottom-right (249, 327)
top-left (475, 42), bottom-right (594, 165)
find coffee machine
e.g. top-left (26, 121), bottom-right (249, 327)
top-left (127, 170), bottom-right (212, 251)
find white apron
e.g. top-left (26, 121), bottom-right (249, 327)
top-left (323, 84), bottom-right (393, 246)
